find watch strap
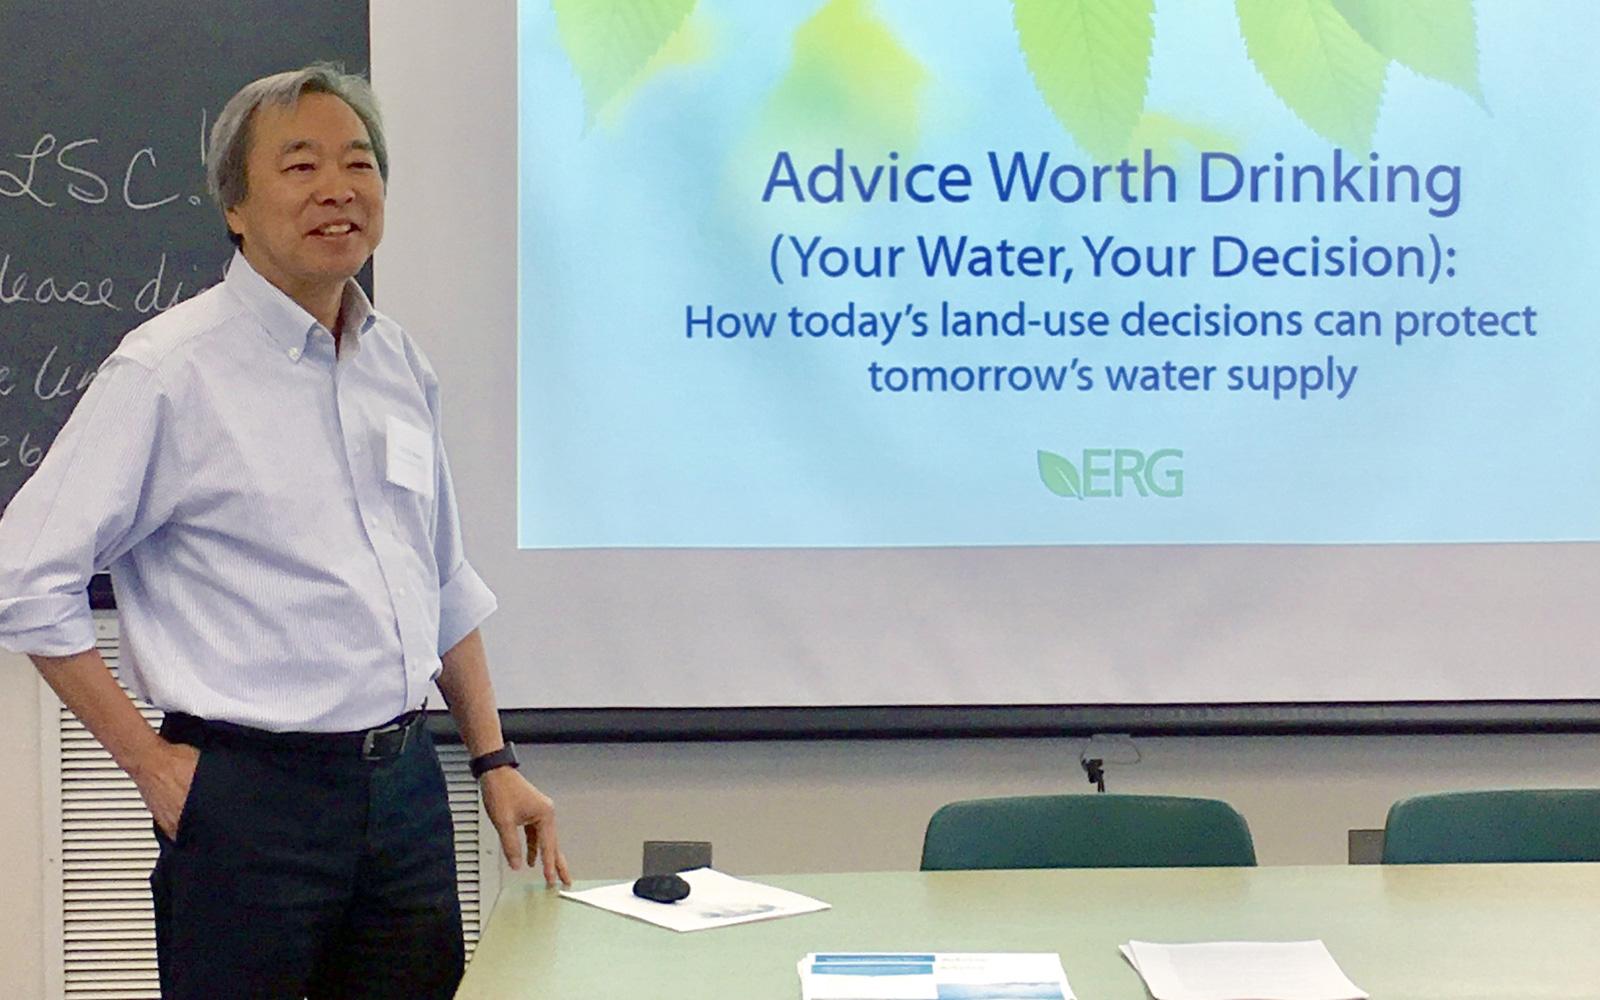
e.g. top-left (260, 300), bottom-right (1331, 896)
top-left (470, 741), bottom-right (520, 778)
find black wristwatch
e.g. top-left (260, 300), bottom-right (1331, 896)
top-left (469, 742), bottom-right (520, 779)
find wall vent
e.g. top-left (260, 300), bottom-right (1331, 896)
top-left (41, 613), bottom-right (494, 999)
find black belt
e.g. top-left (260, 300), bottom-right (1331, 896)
top-left (162, 709), bottom-right (426, 761)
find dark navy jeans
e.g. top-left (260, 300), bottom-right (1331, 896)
top-left (151, 714), bottom-right (463, 999)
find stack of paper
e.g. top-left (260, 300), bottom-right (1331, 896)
top-left (798, 952), bottom-right (1075, 1000)
top-left (1119, 940), bottom-right (1368, 1000)
top-left (560, 868), bottom-right (829, 932)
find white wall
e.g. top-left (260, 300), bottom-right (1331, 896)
top-left (2, 650), bottom-right (44, 1000)
top-left (524, 732), bottom-right (1600, 879)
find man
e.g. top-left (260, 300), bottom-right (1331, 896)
top-left (0, 65), bottom-right (568, 998)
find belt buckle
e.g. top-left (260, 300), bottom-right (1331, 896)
top-left (361, 718), bottom-right (410, 761)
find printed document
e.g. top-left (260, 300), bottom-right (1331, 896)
top-left (1120, 939), bottom-right (1368, 1000)
top-left (798, 952), bottom-right (1074, 1000)
top-left (560, 868), bottom-right (828, 932)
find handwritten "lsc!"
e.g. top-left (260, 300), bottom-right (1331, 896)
top-left (0, 131), bottom-right (189, 212)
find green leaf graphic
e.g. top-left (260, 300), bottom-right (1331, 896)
top-left (596, 10), bottom-right (715, 127)
top-left (1236, 0), bottom-right (1387, 151)
top-left (1038, 450), bottom-right (1082, 499)
top-left (756, 0), bottom-right (928, 157)
top-left (1128, 111), bottom-right (1240, 168)
top-left (552, 0), bottom-right (696, 124)
top-left (1012, 0), bottom-right (1155, 163)
top-left (1331, 0), bottom-right (1482, 104)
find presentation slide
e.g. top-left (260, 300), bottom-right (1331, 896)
top-left (517, 0), bottom-right (1597, 550)
top-left (373, 1), bottom-right (1600, 717)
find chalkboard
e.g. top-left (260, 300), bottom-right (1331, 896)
top-left (0, 1), bottom-right (369, 510)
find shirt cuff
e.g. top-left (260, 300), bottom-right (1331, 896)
top-left (438, 561), bottom-right (497, 655)
top-left (0, 593), bottom-right (98, 657)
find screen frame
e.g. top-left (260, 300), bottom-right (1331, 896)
top-left (377, 1), bottom-right (1600, 743)
top-left (421, 701), bottom-right (1600, 743)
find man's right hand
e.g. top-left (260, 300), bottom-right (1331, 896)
top-left (30, 650), bottom-right (204, 841)
top-left (131, 739), bottom-right (201, 841)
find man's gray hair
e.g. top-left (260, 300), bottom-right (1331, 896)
top-left (206, 63), bottom-right (388, 247)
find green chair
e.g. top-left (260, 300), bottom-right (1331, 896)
top-left (920, 793), bottom-right (1257, 871)
top-left (1381, 789), bottom-right (1600, 864)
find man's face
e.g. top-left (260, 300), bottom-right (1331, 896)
top-left (225, 91), bottom-right (385, 304)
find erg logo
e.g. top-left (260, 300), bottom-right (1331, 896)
top-left (1037, 448), bottom-right (1184, 499)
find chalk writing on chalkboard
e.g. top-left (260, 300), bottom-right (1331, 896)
top-left (0, 2), bottom-right (369, 515)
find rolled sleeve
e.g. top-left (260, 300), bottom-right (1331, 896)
top-left (427, 374), bottom-right (497, 656)
top-left (0, 592), bottom-right (98, 657)
top-left (437, 558), bottom-right (497, 655)
top-left (0, 356), bottom-right (177, 656)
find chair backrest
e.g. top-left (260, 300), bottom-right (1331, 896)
top-left (919, 793), bottom-right (1256, 871)
top-left (1381, 789), bottom-right (1600, 864)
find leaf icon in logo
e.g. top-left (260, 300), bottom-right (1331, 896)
top-left (1037, 450), bottom-right (1082, 499)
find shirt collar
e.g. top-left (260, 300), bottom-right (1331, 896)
top-left (223, 251), bottom-right (378, 361)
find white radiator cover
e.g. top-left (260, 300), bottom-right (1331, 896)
top-left (40, 613), bottom-right (499, 999)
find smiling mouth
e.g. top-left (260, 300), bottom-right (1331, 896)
top-left (310, 222), bottom-right (360, 237)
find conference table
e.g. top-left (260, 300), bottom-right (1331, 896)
top-left (456, 863), bottom-right (1600, 998)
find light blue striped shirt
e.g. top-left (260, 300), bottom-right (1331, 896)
top-left (0, 253), bottom-right (497, 731)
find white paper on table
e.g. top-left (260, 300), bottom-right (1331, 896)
top-left (1121, 940), bottom-right (1368, 1000)
top-left (560, 868), bottom-right (829, 932)
top-left (798, 952), bottom-right (1074, 1000)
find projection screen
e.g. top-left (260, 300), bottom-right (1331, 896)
top-left (379, 0), bottom-right (1600, 735)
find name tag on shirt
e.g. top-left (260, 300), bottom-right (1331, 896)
top-left (385, 415), bottom-right (434, 498)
